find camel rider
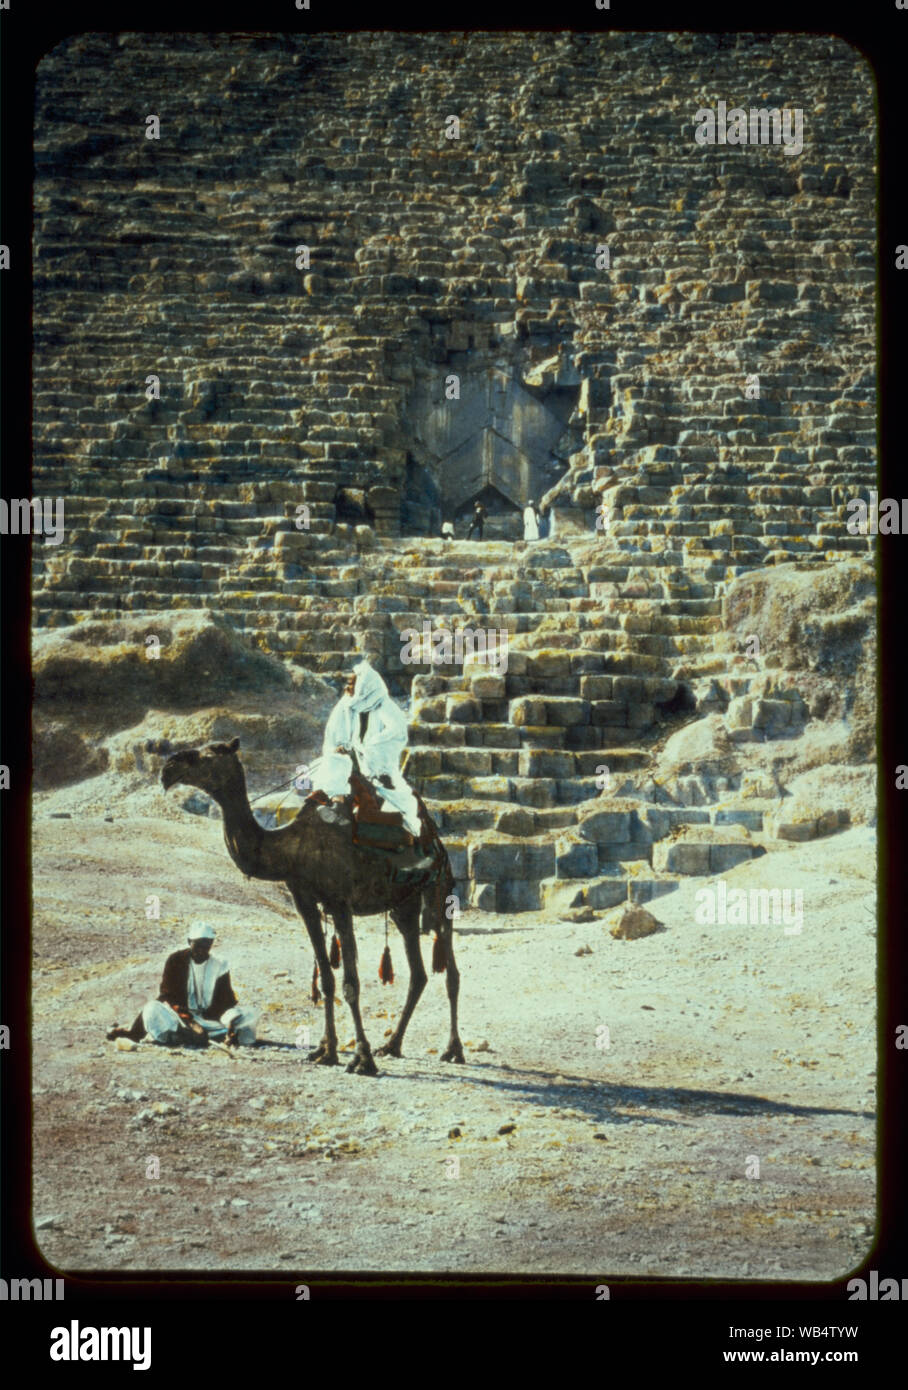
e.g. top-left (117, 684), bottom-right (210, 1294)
top-left (106, 922), bottom-right (258, 1047)
top-left (308, 659), bottom-right (422, 837)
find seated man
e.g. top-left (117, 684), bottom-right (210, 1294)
top-left (308, 659), bottom-right (422, 838)
top-left (106, 922), bottom-right (257, 1047)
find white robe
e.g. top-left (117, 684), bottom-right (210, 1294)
top-left (523, 505), bottom-right (540, 541)
top-left (141, 954), bottom-right (257, 1045)
top-left (308, 663), bottom-right (421, 835)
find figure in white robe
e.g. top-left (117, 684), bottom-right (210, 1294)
top-left (523, 500), bottom-right (540, 541)
top-left (107, 922), bottom-right (258, 1046)
top-left (308, 660), bottom-right (421, 835)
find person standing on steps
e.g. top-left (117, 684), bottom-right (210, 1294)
top-left (465, 500), bottom-right (487, 541)
top-left (440, 518), bottom-right (456, 545)
top-left (523, 498), bottom-right (540, 542)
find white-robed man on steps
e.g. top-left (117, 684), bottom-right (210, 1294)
top-left (523, 498), bottom-right (540, 542)
top-left (307, 658), bottom-right (422, 837)
top-left (106, 921), bottom-right (258, 1047)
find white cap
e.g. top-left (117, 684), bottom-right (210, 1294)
top-left (187, 921), bottom-right (216, 941)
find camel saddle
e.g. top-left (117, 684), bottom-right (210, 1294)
top-left (306, 747), bottom-right (421, 854)
top-left (305, 752), bottom-right (440, 884)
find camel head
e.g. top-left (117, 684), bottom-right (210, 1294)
top-left (161, 737), bottom-right (242, 796)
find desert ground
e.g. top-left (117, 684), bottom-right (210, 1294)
top-left (31, 805), bottom-right (875, 1282)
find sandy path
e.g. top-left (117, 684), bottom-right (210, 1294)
top-left (31, 814), bottom-right (875, 1280)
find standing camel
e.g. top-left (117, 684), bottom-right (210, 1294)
top-left (160, 738), bottom-right (464, 1076)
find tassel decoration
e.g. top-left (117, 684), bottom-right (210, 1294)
top-left (329, 934), bottom-right (341, 969)
top-left (379, 945), bottom-right (394, 985)
top-left (311, 964), bottom-right (321, 1004)
top-left (432, 932), bottom-right (447, 974)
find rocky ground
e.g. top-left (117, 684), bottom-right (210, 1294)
top-left (32, 805), bottom-right (875, 1281)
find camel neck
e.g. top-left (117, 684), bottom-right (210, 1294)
top-left (211, 764), bottom-right (265, 877)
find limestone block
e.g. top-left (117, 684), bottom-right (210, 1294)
top-left (555, 837), bottom-right (599, 879)
top-left (470, 671), bottom-right (506, 699)
top-left (510, 697), bottom-right (548, 726)
top-left (523, 841), bottom-right (556, 879)
top-left (591, 700), bottom-right (628, 726)
top-left (625, 701), bottom-right (656, 730)
top-left (494, 806), bottom-right (535, 837)
top-left (510, 777), bottom-right (558, 809)
top-left (709, 843), bottom-right (758, 873)
top-left (644, 677), bottom-right (680, 703)
top-left (661, 715), bottom-right (739, 775)
top-left (557, 777), bottom-right (603, 805)
top-left (444, 747), bottom-right (493, 777)
top-left (611, 906), bottom-right (664, 940)
top-left (471, 882), bottom-right (498, 912)
top-left (765, 815), bottom-right (818, 842)
top-left (402, 747), bottom-right (442, 778)
top-left (446, 842), bottom-right (468, 880)
top-left (411, 673), bottom-right (449, 701)
top-left (418, 775), bottom-right (463, 801)
top-left (498, 879), bottom-right (541, 913)
top-left (540, 878), bottom-right (587, 911)
top-left (527, 650), bottom-right (571, 679)
top-left (725, 696), bottom-right (754, 732)
top-left (753, 698), bottom-right (792, 731)
top-left (469, 837), bottom-right (525, 881)
top-left (518, 725), bottom-right (566, 748)
top-left (411, 696), bottom-right (446, 724)
top-left (445, 694), bottom-right (482, 723)
top-left (652, 841), bottom-right (711, 875)
top-left (577, 806), bottom-right (632, 844)
top-left (518, 747), bottom-right (574, 779)
top-left (585, 878), bottom-right (629, 910)
top-left (544, 698), bottom-right (590, 727)
top-left (714, 808), bottom-right (764, 831)
top-left (598, 843), bottom-right (650, 865)
top-left (628, 879), bottom-right (679, 905)
top-left (579, 674), bottom-right (614, 700)
top-left (612, 676), bottom-right (649, 702)
top-left (462, 775), bottom-right (512, 802)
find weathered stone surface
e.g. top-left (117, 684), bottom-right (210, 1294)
top-left (661, 716), bottom-right (739, 777)
top-left (29, 33), bottom-right (876, 913)
top-left (723, 561), bottom-right (874, 761)
top-left (576, 804), bottom-right (634, 844)
top-left (32, 611), bottom-right (336, 793)
top-left (611, 906), bottom-right (664, 940)
top-left (445, 695), bottom-right (483, 724)
top-left (494, 806), bottom-right (535, 837)
top-left (518, 748), bottom-right (574, 779)
top-left (510, 697), bottom-right (548, 726)
top-left (555, 836), bottom-right (599, 879)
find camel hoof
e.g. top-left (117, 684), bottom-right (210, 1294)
top-left (346, 1052), bottom-right (379, 1076)
top-left (375, 1040), bottom-right (402, 1058)
top-left (441, 1044), bottom-right (466, 1064)
top-left (307, 1045), bottom-right (338, 1066)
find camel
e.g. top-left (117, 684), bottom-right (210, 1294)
top-left (160, 737), bottom-right (464, 1076)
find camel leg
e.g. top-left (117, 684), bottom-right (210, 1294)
top-left (332, 904), bottom-right (378, 1077)
top-left (438, 918), bottom-right (465, 1064)
top-left (289, 883), bottom-right (338, 1065)
top-left (376, 897), bottom-right (426, 1058)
